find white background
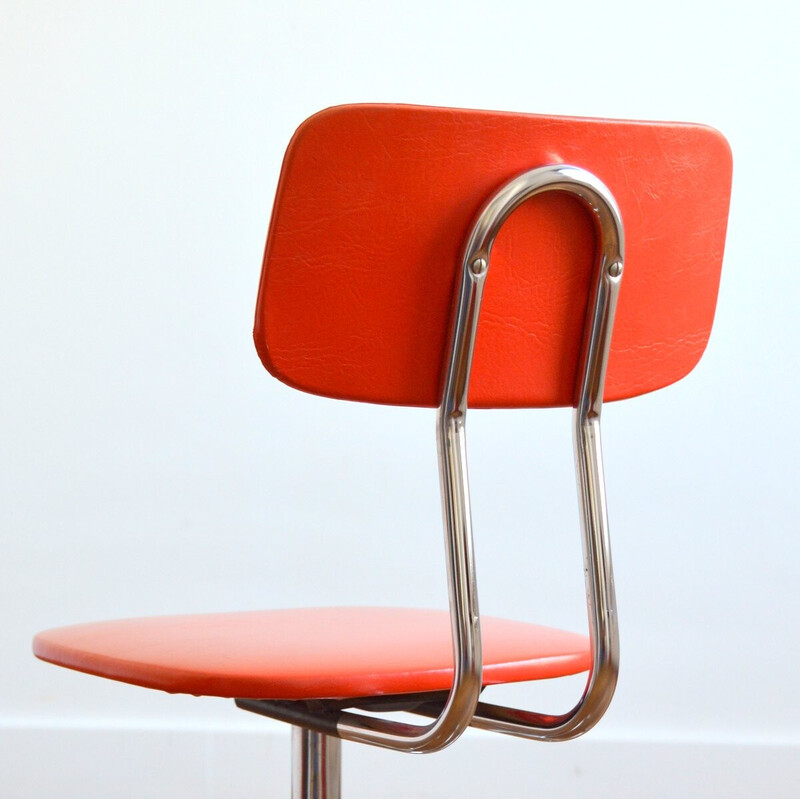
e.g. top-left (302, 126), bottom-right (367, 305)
top-left (2, 1), bottom-right (799, 797)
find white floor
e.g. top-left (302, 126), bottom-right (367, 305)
top-left (3, 719), bottom-right (798, 798)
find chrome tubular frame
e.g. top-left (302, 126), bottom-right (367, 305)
top-left (446, 165), bottom-right (624, 740)
top-left (237, 164), bottom-right (623, 753)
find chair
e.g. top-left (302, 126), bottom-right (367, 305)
top-left (33, 104), bottom-right (732, 798)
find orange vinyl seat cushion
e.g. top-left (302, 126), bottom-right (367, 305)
top-left (33, 607), bottom-right (589, 699)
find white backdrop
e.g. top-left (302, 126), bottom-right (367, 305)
top-left (2, 1), bottom-right (799, 797)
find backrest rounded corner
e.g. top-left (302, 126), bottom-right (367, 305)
top-left (252, 327), bottom-right (283, 386)
top-left (699, 120), bottom-right (733, 162)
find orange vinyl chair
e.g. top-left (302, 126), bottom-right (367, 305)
top-left (33, 104), bottom-right (732, 798)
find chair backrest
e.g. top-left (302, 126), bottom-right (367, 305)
top-left (254, 103), bottom-right (732, 408)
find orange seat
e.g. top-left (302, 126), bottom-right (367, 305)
top-left (33, 608), bottom-right (590, 699)
top-left (33, 104), bottom-right (731, 797)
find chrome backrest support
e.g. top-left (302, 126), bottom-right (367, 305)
top-left (447, 165), bottom-right (624, 740)
top-left (238, 164), bottom-right (624, 752)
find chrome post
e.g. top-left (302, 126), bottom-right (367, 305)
top-left (292, 726), bottom-right (341, 799)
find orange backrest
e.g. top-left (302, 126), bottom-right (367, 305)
top-left (254, 104), bottom-right (731, 408)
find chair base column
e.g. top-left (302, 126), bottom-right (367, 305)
top-left (292, 725), bottom-right (341, 799)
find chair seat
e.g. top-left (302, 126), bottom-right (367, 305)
top-left (33, 607), bottom-right (590, 700)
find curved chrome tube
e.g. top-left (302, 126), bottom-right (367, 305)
top-left (339, 164), bottom-right (624, 749)
top-left (237, 164), bottom-right (623, 752)
top-left (441, 165), bottom-right (624, 741)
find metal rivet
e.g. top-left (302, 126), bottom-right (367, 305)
top-left (608, 261), bottom-right (622, 278)
top-left (470, 257), bottom-right (487, 276)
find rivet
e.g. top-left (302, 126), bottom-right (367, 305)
top-left (470, 257), bottom-right (487, 276)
